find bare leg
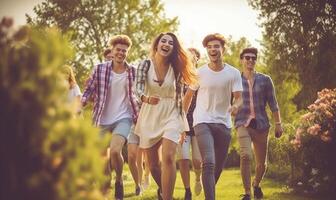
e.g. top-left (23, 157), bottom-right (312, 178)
top-left (179, 159), bottom-right (191, 188)
top-left (128, 143), bottom-right (140, 187)
top-left (136, 148), bottom-right (144, 186)
top-left (161, 138), bottom-right (178, 200)
top-left (191, 136), bottom-right (202, 182)
top-left (145, 141), bottom-right (162, 188)
top-left (109, 134), bottom-right (126, 183)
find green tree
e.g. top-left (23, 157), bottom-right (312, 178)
top-left (27, 0), bottom-right (178, 84)
top-left (249, 0), bottom-right (336, 109)
top-left (0, 18), bottom-right (105, 200)
top-left (225, 36), bottom-right (251, 71)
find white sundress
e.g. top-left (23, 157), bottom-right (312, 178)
top-left (135, 60), bottom-right (188, 148)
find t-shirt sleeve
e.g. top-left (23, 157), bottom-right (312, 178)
top-left (232, 69), bottom-right (243, 92)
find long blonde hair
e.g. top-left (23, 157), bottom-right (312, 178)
top-left (150, 32), bottom-right (198, 85)
top-left (63, 65), bottom-right (77, 89)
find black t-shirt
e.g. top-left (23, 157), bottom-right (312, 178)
top-left (184, 85), bottom-right (197, 136)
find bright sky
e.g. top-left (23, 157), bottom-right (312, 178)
top-left (0, 0), bottom-right (262, 51)
top-left (162, 0), bottom-right (262, 51)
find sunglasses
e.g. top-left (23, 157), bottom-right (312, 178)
top-left (244, 56), bottom-right (257, 61)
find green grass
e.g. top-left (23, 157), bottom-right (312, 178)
top-left (106, 167), bottom-right (319, 200)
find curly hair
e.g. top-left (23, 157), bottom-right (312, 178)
top-left (202, 33), bottom-right (226, 47)
top-left (109, 34), bottom-right (132, 48)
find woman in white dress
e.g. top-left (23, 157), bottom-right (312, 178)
top-left (135, 32), bottom-right (197, 200)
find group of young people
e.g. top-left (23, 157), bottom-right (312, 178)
top-left (69, 32), bottom-right (283, 200)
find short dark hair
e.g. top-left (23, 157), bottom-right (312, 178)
top-left (103, 48), bottom-right (112, 57)
top-left (240, 47), bottom-right (258, 59)
top-left (202, 33), bottom-right (226, 47)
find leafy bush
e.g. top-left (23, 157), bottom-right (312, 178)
top-left (0, 18), bottom-right (105, 200)
top-left (262, 122), bottom-right (302, 183)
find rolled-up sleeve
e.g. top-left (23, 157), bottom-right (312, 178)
top-left (265, 76), bottom-right (279, 112)
top-left (135, 60), bottom-right (148, 100)
top-left (81, 65), bottom-right (97, 106)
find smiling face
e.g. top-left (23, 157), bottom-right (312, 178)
top-left (241, 52), bottom-right (257, 71)
top-left (156, 34), bottom-right (174, 57)
top-left (111, 44), bottom-right (129, 64)
top-left (206, 40), bottom-right (224, 63)
top-left (104, 52), bottom-right (113, 61)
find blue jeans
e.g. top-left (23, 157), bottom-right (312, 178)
top-left (194, 123), bottom-right (232, 200)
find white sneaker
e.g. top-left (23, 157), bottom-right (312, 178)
top-left (194, 180), bottom-right (202, 196)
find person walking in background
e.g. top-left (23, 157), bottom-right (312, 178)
top-left (81, 35), bottom-right (140, 200)
top-left (177, 47), bottom-right (202, 200)
top-left (184, 33), bottom-right (243, 200)
top-left (135, 32), bottom-right (198, 200)
top-left (63, 65), bottom-right (82, 114)
top-left (103, 48), bottom-right (113, 61)
top-left (235, 47), bottom-right (283, 200)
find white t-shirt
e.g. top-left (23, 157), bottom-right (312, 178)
top-left (68, 84), bottom-right (81, 103)
top-left (99, 71), bottom-right (132, 125)
top-left (191, 63), bottom-right (243, 128)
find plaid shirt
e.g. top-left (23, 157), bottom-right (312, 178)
top-left (135, 59), bottom-right (183, 115)
top-left (81, 61), bottom-right (140, 126)
top-left (235, 72), bottom-right (279, 130)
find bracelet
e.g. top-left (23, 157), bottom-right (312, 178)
top-left (147, 96), bottom-right (151, 104)
top-left (275, 122), bottom-right (282, 125)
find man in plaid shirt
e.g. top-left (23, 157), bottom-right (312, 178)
top-left (235, 47), bottom-right (283, 200)
top-left (81, 35), bottom-right (140, 200)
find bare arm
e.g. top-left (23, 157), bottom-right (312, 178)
top-left (182, 88), bottom-right (195, 113)
top-left (229, 91), bottom-right (243, 115)
top-left (273, 111), bottom-right (283, 138)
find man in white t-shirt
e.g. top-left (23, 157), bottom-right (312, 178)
top-left (183, 33), bottom-right (243, 200)
top-left (81, 35), bottom-right (140, 200)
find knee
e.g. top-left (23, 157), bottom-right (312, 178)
top-left (162, 152), bottom-right (175, 166)
top-left (192, 159), bottom-right (202, 167)
top-left (128, 151), bottom-right (137, 164)
top-left (240, 152), bottom-right (252, 164)
top-left (256, 162), bottom-right (267, 171)
top-left (202, 161), bottom-right (215, 171)
top-left (148, 161), bottom-right (160, 172)
top-left (110, 147), bottom-right (121, 157)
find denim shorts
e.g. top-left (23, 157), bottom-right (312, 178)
top-left (99, 118), bottom-right (132, 140)
top-left (127, 124), bottom-right (140, 145)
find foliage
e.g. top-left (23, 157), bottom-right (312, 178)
top-left (249, 0), bottom-right (336, 109)
top-left (225, 36), bottom-right (251, 71)
top-left (0, 18), bottom-right (105, 200)
top-left (27, 0), bottom-right (178, 85)
top-left (266, 122), bottom-right (304, 183)
top-left (291, 88), bottom-right (336, 195)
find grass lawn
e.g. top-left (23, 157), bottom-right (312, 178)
top-left (105, 167), bottom-right (319, 200)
